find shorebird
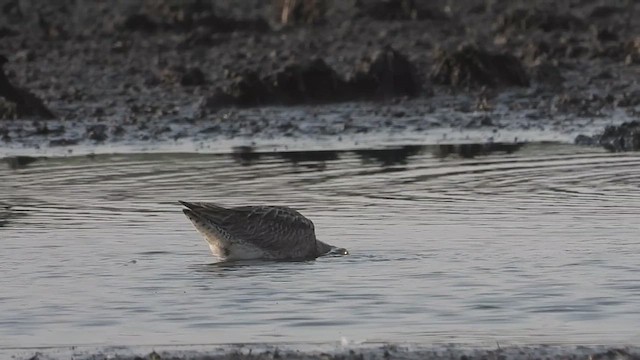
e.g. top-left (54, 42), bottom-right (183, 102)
top-left (180, 201), bottom-right (347, 261)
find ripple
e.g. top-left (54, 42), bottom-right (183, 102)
top-left (1, 143), bottom-right (640, 347)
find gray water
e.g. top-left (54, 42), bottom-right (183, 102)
top-left (1, 143), bottom-right (640, 349)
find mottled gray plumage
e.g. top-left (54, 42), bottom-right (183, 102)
top-left (180, 201), bottom-right (346, 261)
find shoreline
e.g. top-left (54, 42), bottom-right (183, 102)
top-left (4, 343), bottom-right (640, 360)
top-left (1, 0), bottom-right (639, 151)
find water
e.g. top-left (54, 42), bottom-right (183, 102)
top-left (1, 143), bottom-right (640, 349)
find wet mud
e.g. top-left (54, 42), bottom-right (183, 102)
top-left (0, 0), bottom-right (639, 151)
top-left (8, 345), bottom-right (640, 360)
top-left (576, 120), bottom-right (640, 151)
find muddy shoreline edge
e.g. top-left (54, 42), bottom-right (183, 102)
top-left (6, 344), bottom-right (640, 360)
top-left (1, 0), bottom-right (639, 153)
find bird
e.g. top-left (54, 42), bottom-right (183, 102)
top-left (180, 201), bottom-right (347, 261)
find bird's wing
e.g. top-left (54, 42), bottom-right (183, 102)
top-left (180, 202), bottom-right (317, 257)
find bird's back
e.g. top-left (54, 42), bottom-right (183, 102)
top-left (181, 202), bottom-right (319, 259)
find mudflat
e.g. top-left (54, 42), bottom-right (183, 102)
top-left (0, 0), bottom-right (638, 150)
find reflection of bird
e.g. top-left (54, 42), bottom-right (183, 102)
top-left (180, 201), bottom-right (347, 261)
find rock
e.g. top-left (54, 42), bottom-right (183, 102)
top-left (351, 46), bottom-right (420, 98)
top-left (269, 58), bottom-right (346, 104)
top-left (432, 46), bottom-right (529, 88)
top-left (0, 55), bottom-right (55, 119)
top-left (209, 59), bottom-right (349, 107)
top-left (207, 48), bottom-right (421, 108)
top-left (598, 121), bottom-right (640, 152)
top-left (224, 71), bottom-right (271, 106)
top-left (207, 71), bottom-right (271, 108)
top-left (574, 134), bottom-right (597, 147)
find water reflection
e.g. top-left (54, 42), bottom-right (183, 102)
top-left (190, 259), bottom-right (316, 278)
top-left (232, 142), bottom-right (525, 169)
top-left (3, 142), bottom-right (640, 347)
top-left (276, 150), bottom-right (339, 166)
top-left (434, 142), bottom-right (525, 159)
top-left (232, 146), bottom-right (340, 167)
top-left (231, 145), bottom-right (262, 166)
top-left (0, 203), bottom-right (30, 228)
top-left (3, 155), bottom-right (40, 169)
top-left (354, 145), bottom-right (424, 166)
top-left (0, 204), bottom-right (11, 227)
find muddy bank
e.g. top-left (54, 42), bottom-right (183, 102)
top-left (0, 0), bottom-right (639, 150)
top-left (575, 120), bottom-right (640, 151)
top-left (7, 344), bottom-right (640, 360)
top-left (0, 55), bottom-right (54, 119)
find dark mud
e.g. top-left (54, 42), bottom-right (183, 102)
top-left (0, 55), bottom-right (54, 119)
top-left (6, 345), bottom-right (640, 360)
top-left (576, 120), bottom-right (640, 151)
top-left (0, 0), bottom-right (639, 151)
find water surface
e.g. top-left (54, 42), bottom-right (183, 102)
top-left (1, 143), bottom-right (639, 348)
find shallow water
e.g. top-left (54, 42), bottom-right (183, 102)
top-left (1, 143), bottom-right (640, 348)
